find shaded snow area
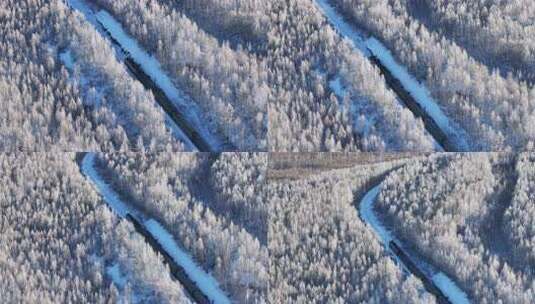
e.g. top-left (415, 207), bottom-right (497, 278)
top-left (329, 76), bottom-right (345, 98)
top-left (81, 153), bottom-right (230, 304)
top-left (95, 10), bottom-right (223, 151)
top-left (105, 264), bottom-right (144, 303)
top-left (59, 50), bottom-right (74, 70)
top-left (81, 153), bottom-right (130, 218)
top-left (365, 38), bottom-right (470, 151)
top-left (66, 0), bottom-right (97, 24)
top-left (359, 183), bottom-right (471, 304)
top-left (314, 0), bottom-right (469, 151)
top-left (432, 273), bottom-right (471, 304)
top-left (144, 220), bottom-right (232, 304)
top-left (106, 264), bottom-right (128, 289)
top-left (89, 255), bottom-right (138, 304)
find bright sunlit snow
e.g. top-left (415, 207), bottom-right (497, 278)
top-left (144, 219), bottom-right (232, 304)
top-left (433, 273), bottom-right (471, 304)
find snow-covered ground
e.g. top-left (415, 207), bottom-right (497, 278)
top-left (328, 76), bottom-right (345, 99)
top-left (432, 273), bottom-right (470, 304)
top-left (314, 0), bottom-right (469, 151)
top-left (89, 254), bottom-right (142, 304)
top-left (59, 50), bottom-right (75, 70)
top-left (81, 153), bottom-right (231, 304)
top-left (325, 73), bottom-right (377, 139)
top-left (67, 0), bottom-right (98, 24)
top-left (106, 264), bottom-right (128, 289)
top-left (358, 182), bottom-right (471, 304)
top-left (144, 220), bottom-right (231, 304)
top-left (359, 184), bottom-right (393, 245)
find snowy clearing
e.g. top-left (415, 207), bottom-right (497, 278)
top-left (66, 0), bottom-right (98, 24)
top-left (106, 264), bottom-right (128, 289)
top-left (59, 50), bottom-right (74, 70)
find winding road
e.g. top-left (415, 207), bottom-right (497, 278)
top-left (358, 181), bottom-right (470, 304)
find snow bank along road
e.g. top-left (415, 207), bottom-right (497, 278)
top-left (66, 0), bottom-right (234, 152)
top-left (315, 0), bottom-right (470, 152)
top-left (80, 153), bottom-right (232, 304)
top-left (358, 181), bottom-right (471, 304)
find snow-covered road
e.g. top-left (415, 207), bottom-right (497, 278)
top-left (80, 153), bottom-right (231, 304)
top-left (315, 0), bottom-right (469, 151)
top-left (95, 10), bottom-right (224, 152)
top-left (358, 182), bottom-right (470, 304)
top-left (66, 0), bottom-right (229, 152)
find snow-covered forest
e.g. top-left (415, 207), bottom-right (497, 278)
top-left (0, 153), bottom-right (192, 302)
top-left (4, 0), bottom-right (535, 151)
top-left (2, 0), bottom-right (535, 303)
top-left (0, 0), bottom-right (188, 152)
top-left (266, 0), bottom-right (535, 151)
top-left (376, 153), bottom-right (534, 303)
top-left (1, 152), bottom-right (534, 303)
top-left (322, 0), bottom-right (535, 151)
top-left (1, 152), bottom-right (269, 303)
top-left (94, 152), bottom-right (269, 303)
top-left (269, 157), bottom-right (435, 302)
top-left (0, 0), bottom-right (269, 152)
top-left (269, 152), bottom-right (534, 303)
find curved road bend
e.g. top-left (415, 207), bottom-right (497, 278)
top-left (358, 181), bottom-right (470, 304)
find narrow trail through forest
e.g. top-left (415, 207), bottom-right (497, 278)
top-left (315, 0), bottom-right (469, 152)
top-left (357, 179), bottom-right (470, 304)
top-left (79, 152), bottom-right (232, 304)
top-left (66, 0), bottom-right (235, 152)
top-left (482, 156), bottom-right (520, 266)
